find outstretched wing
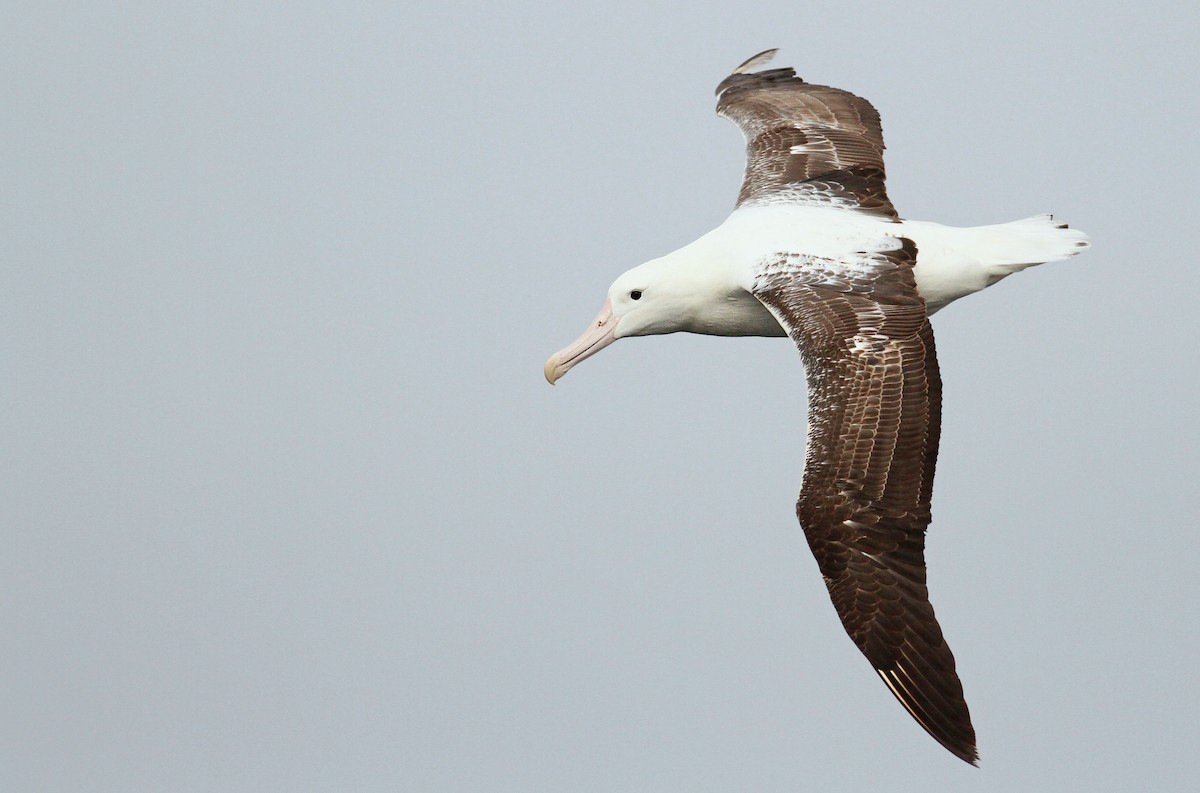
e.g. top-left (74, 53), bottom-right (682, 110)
top-left (717, 49), bottom-right (896, 218)
top-left (753, 237), bottom-right (978, 765)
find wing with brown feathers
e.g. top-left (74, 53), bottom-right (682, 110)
top-left (753, 237), bottom-right (977, 765)
top-left (716, 50), bottom-right (896, 218)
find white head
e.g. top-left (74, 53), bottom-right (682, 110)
top-left (544, 259), bottom-right (699, 384)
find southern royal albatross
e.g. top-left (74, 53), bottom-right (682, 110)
top-left (544, 50), bottom-right (1089, 765)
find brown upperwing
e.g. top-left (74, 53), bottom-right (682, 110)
top-left (753, 238), bottom-right (977, 765)
top-left (717, 50), bottom-right (896, 218)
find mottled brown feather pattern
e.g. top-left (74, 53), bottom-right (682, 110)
top-left (754, 238), bottom-right (978, 765)
top-left (717, 59), bottom-right (896, 217)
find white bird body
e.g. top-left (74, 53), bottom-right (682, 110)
top-left (545, 50), bottom-right (1091, 765)
top-left (613, 205), bottom-right (1089, 340)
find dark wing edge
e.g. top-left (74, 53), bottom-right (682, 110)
top-left (716, 50), bottom-right (897, 218)
top-left (753, 238), bottom-right (978, 765)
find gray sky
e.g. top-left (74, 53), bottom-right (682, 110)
top-left (3, 2), bottom-right (1197, 791)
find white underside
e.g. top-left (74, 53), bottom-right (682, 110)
top-left (635, 205), bottom-right (1090, 336)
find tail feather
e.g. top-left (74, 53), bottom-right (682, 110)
top-left (972, 214), bottom-right (1091, 277)
top-left (901, 213), bottom-right (1091, 314)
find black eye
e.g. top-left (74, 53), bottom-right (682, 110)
top-left (630, 290), bottom-right (642, 300)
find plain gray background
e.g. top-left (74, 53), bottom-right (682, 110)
top-left (3, 1), bottom-right (1197, 790)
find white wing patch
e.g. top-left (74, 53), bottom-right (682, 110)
top-left (789, 142), bottom-right (825, 155)
top-left (753, 240), bottom-right (906, 294)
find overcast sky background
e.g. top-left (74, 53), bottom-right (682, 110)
top-left (2, 2), bottom-right (1197, 791)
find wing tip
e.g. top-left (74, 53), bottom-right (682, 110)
top-left (876, 667), bottom-right (980, 766)
top-left (716, 49), bottom-right (795, 100)
top-left (732, 48), bottom-right (780, 74)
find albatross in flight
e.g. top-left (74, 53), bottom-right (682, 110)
top-left (544, 50), bottom-right (1089, 765)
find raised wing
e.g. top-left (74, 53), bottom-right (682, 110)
top-left (717, 49), bottom-right (896, 218)
top-left (753, 238), bottom-right (977, 765)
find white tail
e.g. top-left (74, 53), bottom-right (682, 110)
top-left (903, 214), bottom-right (1091, 314)
top-left (966, 214), bottom-right (1091, 277)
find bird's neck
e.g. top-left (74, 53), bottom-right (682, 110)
top-left (652, 234), bottom-right (787, 338)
